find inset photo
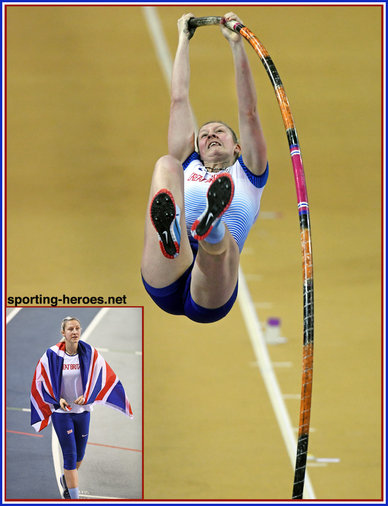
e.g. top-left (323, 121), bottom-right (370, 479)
top-left (5, 307), bottom-right (143, 500)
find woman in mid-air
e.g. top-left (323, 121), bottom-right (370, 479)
top-left (141, 12), bottom-right (269, 324)
top-left (30, 316), bottom-right (133, 500)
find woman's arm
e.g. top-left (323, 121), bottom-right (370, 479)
top-left (168, 13), bottom-right (196, 163)
top-left (221, 13), bottom-right (267, 175)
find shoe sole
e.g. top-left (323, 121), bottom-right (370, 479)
top-left (150, 189), bottom-right (180, 259)
top-left (191, 174), bottom-right (234, 240)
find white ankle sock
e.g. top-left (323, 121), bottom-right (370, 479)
top-left (204, 220), bottom-right (225, 244)
top-left (175, 203), bottom-right (181, 223)
top-left (69, 487), bottom-right (79, 499)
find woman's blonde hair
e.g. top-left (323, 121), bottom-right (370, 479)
top-left (61, 316), bottom-right (81, 332)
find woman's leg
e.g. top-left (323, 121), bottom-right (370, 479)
top-left (141, 155), bottom-right (193, 288)
top-left (61, 459), bottom-right (81, 497)
top-left (189, 171), bottom-right (240, 311)
top-left (62, 411), bottom-right (91, 497)
top-left (190, 226), bottom-right (240, 309)
top-left (52, 413), bottom-right (79, 498)
top-left (73, 411), bottom-right (90, 464)
top-left (64, 469), bottom-right (78, 489)
top-left (61, 456), bottom-right (83, 489)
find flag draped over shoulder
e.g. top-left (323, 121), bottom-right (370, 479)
top-left (30, 340), bottom-right (133, 432)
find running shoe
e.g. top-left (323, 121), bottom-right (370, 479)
top-left (150, 189), bottom-right (181, 259)
top-left (60, 474), bottom-right (70, 500)
top-left (191, 173), bottom-right (234, 241)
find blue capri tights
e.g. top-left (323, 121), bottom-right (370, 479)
top-left (51, 411), bottom-right (90, 470)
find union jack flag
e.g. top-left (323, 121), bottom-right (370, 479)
top-left (30, 340), bottom-right (133, 432)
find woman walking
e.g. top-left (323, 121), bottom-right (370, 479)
top-left (30, 316), bottom-right (133, 499)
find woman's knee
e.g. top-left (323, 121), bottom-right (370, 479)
top-left (154, 155), bottom-right (182, 176)
top-left (184, 281), bottom-right (238, 323)
top-left (150, 155), bottom-right (185, 208)
top-left (191, 239), bottom-right (240, 308)
top-left (196, 232), bottom-right (240, 277)
top-left (63, 452), bottom-right (77, 471)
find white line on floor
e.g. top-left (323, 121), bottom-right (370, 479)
top-left (80, 493), bottom-right (122, 499)
top-left (254, 302), bottom-right (273, 309)
top-left (238, 267), bottom-right (316, 499)
top-left (6, 307), bottom-right (22, 324)
top-left (244, 273), bottom-right (263, 281)
top-left (272, 361), bottom-right (293, 368)
top-left (142, 6), bottom-right (173, 94)
top-left (6, 406), bottom-right (31, 412)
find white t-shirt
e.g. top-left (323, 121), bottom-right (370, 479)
top-left (54, 353), bottom-right (92, 414)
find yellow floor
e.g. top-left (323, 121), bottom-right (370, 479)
top-left (6, 4), bottom-right (382, 500)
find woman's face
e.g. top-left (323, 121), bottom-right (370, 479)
top-left (62, 319), bottom-right (81, 345)
top-left (197, 122), bottom-right (240, 163)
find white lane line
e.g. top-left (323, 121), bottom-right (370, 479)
top-left (254, 302), bottom-right (273, 309)
top-left (241, 246), bottom-right (254, 255)
top-left (51, 426), bottom-right (62, 497)
top-left (6, 406), bottom-right (31, 412)
top-left (142, 6), bottom-right (315, 499)
top-left (272, 361), bottom-right (293, 368)
top-left (314, 457), bottom-right (340, 463)
top-left (142, 6), bottom-right (173, 92)
top-left (96, 347), bottom-right (142, 356)
top-left (6, 307), bottom-right (22, 324)
top-left (142, 6), bottom-right (198, 132)
top-left (238, 267), bottom-right (316, 499)
top-left (259, 211), bottom-right (282, 219)
top-left (52, 308), bottom-right (110, 498)
top-left (81, 307), bottom-right (110, 343)
top-left (307, 455), bottom-right (341, 467)
top-left (294, 426), bottom-right (316, 433)
top-left (80, 493), bottom-right (122, 499)
top-left (283, 394), bottom-right (301, 400)
top-left (244, 273), bottom-right (263, 281)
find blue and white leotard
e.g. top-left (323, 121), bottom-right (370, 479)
top-left (183, 152), bottom-right (269, 252)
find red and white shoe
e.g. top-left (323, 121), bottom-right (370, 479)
top-left (191, 173), bottom-right (234, 241)
top-left (150, 189), bottom-right (181, 259)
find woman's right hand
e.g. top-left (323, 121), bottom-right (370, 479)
top-left (221, 12), bottom-right (244, 44)
top-left (177, 13), bottom-right (195, 40)
top-left (59, 398), bottom-right (71, 411)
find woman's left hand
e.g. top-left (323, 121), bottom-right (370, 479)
top-left (74, 395), bottom-right (85, 405)
top-left (221, 12), bottom-right (243, 43)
